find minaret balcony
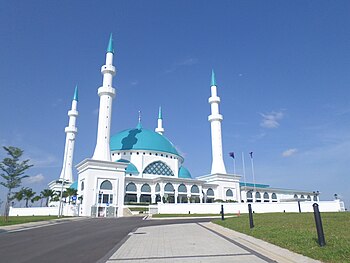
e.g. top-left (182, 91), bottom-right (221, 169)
top-left (101, 65), bottom-right (116, 76)
top-left (208, 96), bottom-right (220, 104)
top-left (208, 114), bottom-right (223, 122)
top-left (65, 126), bottom-right (77, 133)
top-left (98, 86), bottom-right (116, 98)
top-left (68, 110), bottom-right (78, 117)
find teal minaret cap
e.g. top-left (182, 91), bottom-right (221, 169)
top-left (158, 106), bottom-right (162, 119)
top-left (73, 85), bottom-right (78, 101)
top-left (211, 69), bottom-right (216, 86)
top-left (106, 33), bottom-right (114, 54)
top-left (136, 111), bottom-right (142, 129)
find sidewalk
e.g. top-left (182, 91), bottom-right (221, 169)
top-left (0, 217), bottom-right (86, 233)
top-left (104, 222), bottom-right (321, 263)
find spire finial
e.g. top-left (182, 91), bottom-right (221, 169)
top-left (158, 106), bottom-right (162, 119)
top-left (211, 69), bottom-right (216, 86)
top-left (73, 85), bottom-right (78, 101)
top-left (107, 33), bottom-right (114, 54)
top-left (137, 110), bottom-right (142, 129)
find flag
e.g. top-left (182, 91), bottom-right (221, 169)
top-left (229, 152), bottom-right (235, 159)
top-left (249, 152), bottom-right (253, 158)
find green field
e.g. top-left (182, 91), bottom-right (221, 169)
top-left (152, 213), bottom-right (234, 218)
top-left (213, 212), bottom-right (350, 263)
top-left (0, 216), bottom-right (60, 226)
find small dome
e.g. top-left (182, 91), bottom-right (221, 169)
top-left (178, 166), bottom-right (192, 179)
top-left (69, 181), bottom-right (78, 190)
top-left (126, 163), bottom-right (139, 174)
top-left (110, 127), bottom-right (180, 156)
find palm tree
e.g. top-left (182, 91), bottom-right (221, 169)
top-left (65, 188), bottom-right (78, 204)
top-left (41, 189), bottom-right (55, 207)
top-left (22, 187), bottom-right (36, 207)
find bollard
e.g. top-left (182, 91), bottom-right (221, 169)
top-left (298, 201), bottom-right (301, 213)
top-left (248, 204), bottom-right (254, 228)
top-left (221, 204), bottom-right (224, 220)
top-left (313, 203), bottom-right (326, 247)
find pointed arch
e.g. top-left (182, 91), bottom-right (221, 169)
top-left (143, 161), bottom-right (174, 176)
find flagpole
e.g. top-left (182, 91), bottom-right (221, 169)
top-left (233, 158), bottom-right (236, 175)
top-left (242, 152), bottom-right (247, 187)
top-left (229, 152), bottom-right (236, 175)
top-left (250, 152), bottom-right (256, 192)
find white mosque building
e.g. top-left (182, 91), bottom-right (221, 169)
top-left (44, 35), bottom-right (344, 218)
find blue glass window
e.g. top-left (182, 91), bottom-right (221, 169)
top-left (143, 161), bottom-right (174, 176)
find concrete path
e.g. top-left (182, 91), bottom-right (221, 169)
top-left (105, 222), bottom-right (321, 263)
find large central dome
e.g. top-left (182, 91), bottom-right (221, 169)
top-left (110, 126), bottom-right (180, 156)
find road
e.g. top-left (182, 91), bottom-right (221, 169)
top-left (0, 217), bottom-right (212, 263)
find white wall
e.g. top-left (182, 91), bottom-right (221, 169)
top-left (151, 200), bottom-right (344, 214)
top-left (9, 204), bottom-right (79, 216)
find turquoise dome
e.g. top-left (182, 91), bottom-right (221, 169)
top-left (115, 159), bottom-right (139, 175)
top-left (110, 126), bottom-right (180, 156)
top-left (178, 166), bottom-right (192, 179)
top-left (69, 181), bottom-right (78, 190)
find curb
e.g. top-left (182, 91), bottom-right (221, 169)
top-left (203, 222), bottom-right (321, 263)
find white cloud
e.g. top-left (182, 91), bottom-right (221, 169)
top-left (282, 148), bottom-right (298, 157)
top-left (24, 173), bottom-right (45, 184)
top-left (165, 57), bottom-right (198, 73)
top-left (130, 80), bottom-right (139, 86)
top-left (260, 111), bottom-right (284, 128)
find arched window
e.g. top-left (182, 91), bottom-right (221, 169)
top-left (255, 192), bottom-right (261, 199)
top-left (178, 184), bottom-right (187, 193)
top-left (81, 181), bottom-right (84, 191)
top-left (100, 180), bottom-right (112, 190)
top-left (300, 195), bottom-right (305, 199)
top-left (191, 185), bottom-right (199, 194)
top-left (272, 193), bottom-right (277, 202)
top-left (155, 183), bottom-right (160, 192)
top-left (263, 192), bottom-right (269, 199)
top-left (141, 184), bottom-right (151, 193)
top-left (313, 195), bottom-right (318, 201)
top-left (247, 191), bottom-right (253, 199)
top-left (164, 183), bottom-right (174, 192)
top-left (226, 189), bottom-right (233, 197)
top-left (143, 161), bottom-right (174, 176)
top-left (207, 188), bottom-right (214, 196)
top-left (307, 195), bottom-right (311, 201)
top-left (294, 194), bottom-right (298, 199)
top-left (126, 182), bottom-right (137, 192)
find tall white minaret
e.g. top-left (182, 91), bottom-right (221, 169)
top-left (59, 86), bottom-right (79, 182)
top-left (208, 70), bottom-right (227, 174)
top-left (155, 106), bottom-right (164, 135)
top-left (92, 34), bottom-right (116, 161)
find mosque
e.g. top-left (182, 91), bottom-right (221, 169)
top-left (48, 35), bottom-right (331, 218)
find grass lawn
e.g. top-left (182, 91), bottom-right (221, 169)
top-left (213, 212), bottom-right (350, 263)
top-left (152, 213), bottom-right (235, 218)
top-left (0, 216), bottom-right (60, 226)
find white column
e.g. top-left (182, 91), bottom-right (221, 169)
top-left (208, 71), bottom-right (227, 174)
top-left (92, 37), bottom-right (116, 161)
top-left (59, 88), bottom-right (78, 183)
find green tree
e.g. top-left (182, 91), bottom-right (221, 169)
top-left (64, 188), bottom-right (78, 204)
top-left (41, 189), bottom-right (55, 207)
top-left (0, 146), bottom-right (32, 221)
top-left (16, 187), bottom-right (37, 207)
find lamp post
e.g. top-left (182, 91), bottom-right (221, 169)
top-left (58, 179), bottom-right (68, 218)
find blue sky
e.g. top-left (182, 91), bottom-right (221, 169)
top-left (0, 1), bottom-right (349, 210)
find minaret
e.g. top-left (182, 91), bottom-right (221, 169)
top-left (59, 86), bottom-right (79, 182)
top-left (92, 34), bottom-right (116, 161)
top-left (155, 106), bottom-right (164, 135)
top-left (208, 70), bottom-right (227, 174)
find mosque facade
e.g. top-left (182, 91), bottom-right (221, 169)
top-left (50, 35), bottom-right (327, 218)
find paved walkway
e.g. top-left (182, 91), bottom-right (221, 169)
top-left (105, 222), bottom-right (321, 263)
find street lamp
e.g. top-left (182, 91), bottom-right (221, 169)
top-left (58, 179), bottom-right (68, 218)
